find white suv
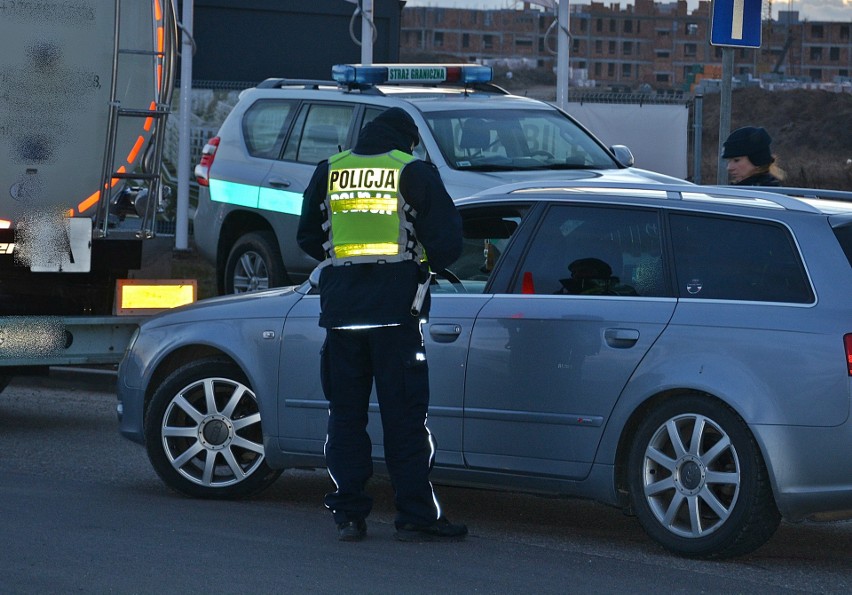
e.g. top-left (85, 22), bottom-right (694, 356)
top-left (193, 64), bottom-right (681, 294)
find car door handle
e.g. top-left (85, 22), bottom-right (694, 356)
top-left (604, 328), bottom-right (639, 348)
top-left (429, 324), bottom-right (462, 343)
top-left (267, 177), bottom-right (292, 188)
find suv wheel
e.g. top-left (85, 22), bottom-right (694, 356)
top-left (224, 231), bottom-right (288, 294)
top-left (144, 358), bottom-right (282, 498)
top-left (627, 395), bottom-right (780, 559)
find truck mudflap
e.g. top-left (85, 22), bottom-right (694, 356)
top-left (0, 316), bottom-right (143, 367)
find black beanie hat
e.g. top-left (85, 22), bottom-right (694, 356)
top-left (370, 107), bottom-right (420, 147)
top-left (722, 126), bottom-right (774, 166)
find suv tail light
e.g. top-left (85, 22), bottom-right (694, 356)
top-left (845, 334), bottom-right (852, 376)
top-left (194, 136), bottom-right (220, 186)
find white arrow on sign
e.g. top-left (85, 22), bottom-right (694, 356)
top-left (732, 0), bottom-right (744, 40)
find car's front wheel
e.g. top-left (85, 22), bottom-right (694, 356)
top-left (627, 395), bottom-right (780, 559)
top-left (144, 358), bottom-right (282, 498)
top-left (224, 231), bottom-right (288, 294)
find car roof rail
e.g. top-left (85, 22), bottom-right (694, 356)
top-left (256, 78), bottom-right (337, 90)
top-left (472, 180), bottom-right (827, 214)
top-left (727, 185), bottom-right (852, 203)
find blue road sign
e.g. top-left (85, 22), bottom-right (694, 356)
top-left (710, 0), bottom-right (763, 48)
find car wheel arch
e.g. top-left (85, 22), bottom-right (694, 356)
top-left (217, 211), bottom-right (282, 293)
top-left (615, 391), bottom-right (781, 557)
top-left (142, 354), bottom-right (282, 498)
top-left (144, 345), bottom-right (235, 419)
top-left (613, 389), bottom-right (719, 506)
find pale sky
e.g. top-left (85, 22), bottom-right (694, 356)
top-left (403, 0), bottom-right (852, 23)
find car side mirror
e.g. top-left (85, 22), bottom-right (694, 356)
top-left (610, 145), bottom-right (635, 167)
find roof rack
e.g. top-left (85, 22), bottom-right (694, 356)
top-left (255, 78), bottom-right (337, 90)
top-left (472, 180), bottom-right (829, 214)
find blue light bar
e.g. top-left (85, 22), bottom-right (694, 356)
top-left (332, 64), bottom-right (493, 87)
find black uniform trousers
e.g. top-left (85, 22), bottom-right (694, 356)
top-left (320, 321), bottom-right (441, 528)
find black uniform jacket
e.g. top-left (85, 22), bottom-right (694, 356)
top-left (297, 120), bottom-right (463, 329)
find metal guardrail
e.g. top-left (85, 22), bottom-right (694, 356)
top-left (187, 79), bottom-right (260, 91)
top-left (566, 91), bottom-right (690, 105)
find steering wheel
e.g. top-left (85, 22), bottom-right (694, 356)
top-left (436, 268), bottom-right (465, 293)
top-left (531, 149), bottom-right (555, 159)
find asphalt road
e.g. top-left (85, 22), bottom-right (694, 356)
top-left (1, 370), bottom-right (850, 594)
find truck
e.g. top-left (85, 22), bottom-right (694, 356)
top-left (0, 0), bottom-right (185, 389)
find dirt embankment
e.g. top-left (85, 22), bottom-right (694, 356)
top-left (699, 88), bottom-right (852, 190)
top-left (504, 78), bottom-right (852, 190)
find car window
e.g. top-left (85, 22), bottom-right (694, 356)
top-left (831, 221), bottom-right (852, 268)
top-left (433, 204), bottom-right (530, 294)
top-left (283, 103), bottom-right (354, 164)
top-left (669, 213), bottom-right (813, 303)
top-left (422, 109), bottom-right (617, 172)
top-left (242, 99), bottom-right (297, 159)
top-left (510, 204), bottom-right (667, 296)
top-left (362, 107), bottom-right (384, 128)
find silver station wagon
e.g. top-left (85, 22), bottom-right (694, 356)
top-left (118, 181), bottom-right (852, 559)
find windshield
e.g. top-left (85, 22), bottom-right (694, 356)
top-left (422, 109), bottom-right (619, 172)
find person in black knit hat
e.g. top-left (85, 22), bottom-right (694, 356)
top-left (297, 107), bottom-right (468, 543)
top-left (722, 126), bottom-right (786, 186)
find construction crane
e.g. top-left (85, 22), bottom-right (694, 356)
top-left (773, 0), bottom-right (795, 75)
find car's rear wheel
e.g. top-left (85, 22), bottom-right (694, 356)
top-left (627, 395), bottom-right (780, 559)
top-left (224, 231), bottom-right (288, 294)
top-left (144, 358), bottom-right (282, 498)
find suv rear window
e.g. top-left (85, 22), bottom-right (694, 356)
top-left (670, 213), bottom-right (813, 303)
top-left (831, 222), bottom-right (852, 268)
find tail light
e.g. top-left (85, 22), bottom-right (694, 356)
top-left (194, 136), bottom-right (220, 186)
top-left (845, 334), bottom-right (852, 376)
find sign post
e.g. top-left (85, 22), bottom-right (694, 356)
top-left (710, 0), bottom-right (763, 184)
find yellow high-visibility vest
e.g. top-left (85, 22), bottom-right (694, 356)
top-left (323, 150), bottom-right (420, 265)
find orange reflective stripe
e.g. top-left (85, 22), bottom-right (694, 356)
top-left (144, 101), bottom-right (156, 131)
top-left (78, 190), bottom-right (100, 213)
top-left (127, 136), bottom-right (145, 164)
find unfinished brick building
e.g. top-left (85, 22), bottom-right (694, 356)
top-left (400, 1), bottom-right (851, 93)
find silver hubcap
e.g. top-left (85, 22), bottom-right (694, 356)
top-left (233, 251), bottom-right (269, 293)
top-left (642, 413), bottom-right (740, 538)
top-left (161, 377), bottom-right (265, 488)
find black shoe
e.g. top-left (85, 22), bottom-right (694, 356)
top-left (337, 519), bottom-right (367, 542)
top-left (394, 517), bottom-right (468, 542)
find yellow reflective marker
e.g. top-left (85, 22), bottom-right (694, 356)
top-left (115, 279), bottom-right (197, 315)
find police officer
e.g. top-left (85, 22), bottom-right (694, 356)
top-left (297, 107), bottom-right (467, 542)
